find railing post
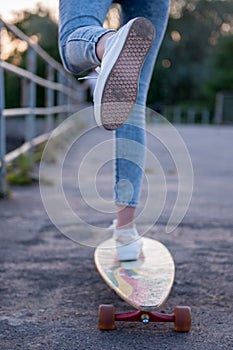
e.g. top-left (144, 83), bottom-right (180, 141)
top-left (173, 108), bottom-right (181, 124)
top-left (67, 75), bottom-right (73, 114)
top-left (45, 64), bottom-right (55, 132)
top-left (57, 71), bottom-right (66, 125)
top-left (201, 110), bottom-right (210, 124)
top-left (25, 48), bottom-right (36, 167)
top-left (187, 108), bottom-right (195, 124)
top-left (63, 76), bottom-right (68, 111)
top-left (214, 92), bottom-right (224, 124)
top-left (0, 18), bottom-right (86, 176)
top-left (0, 20), bottom-right (7, 197)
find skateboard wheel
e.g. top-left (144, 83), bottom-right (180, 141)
top-left (98, 304), bottom-right (116, 330)
top-left (174, 306), bottom-right (191, 332)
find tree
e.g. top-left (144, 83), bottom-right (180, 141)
top-left (3, 1), bottom-right (233, 111)
top-left (148, 0), bottom-right (233, 108)
top-left (13, 5), bottom-right (59, 61)
top-left (4, 5), bottom-right (59, 108)
top-left (205, 35), bottom-right (233, 97)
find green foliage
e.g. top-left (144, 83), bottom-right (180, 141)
top-left (7, 154), bottom-right (33, 185)
top-left (34, 143), bottom-right (47, 163)
top-left (5, 5), bottom-right (60, 109)
top-left (148, 0), bottom-right (233, 109)
top-left (204, 35), bottom-right (233, 99)
top-left (14, 5), bottom-right (60, 61)
top-left (4, 1), bottom-right (233, 112)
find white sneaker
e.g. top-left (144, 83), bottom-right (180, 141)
top-left (110, 220), bottom-right (143, 261)
top-left (93, 17), bottom-right (155, 130)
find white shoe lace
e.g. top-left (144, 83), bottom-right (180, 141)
top-left (108, 219), bottom-right (117, 230)
top-left (109, 220), bottom-right (141, 245)
top-left (77, 67), bottom-right (100, 81)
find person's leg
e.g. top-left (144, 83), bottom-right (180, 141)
top-left (115, 0), bottom-right (170, 229)
top-left (59, 2), bottom-right (154, 131)
top-left (58, 0), bottom-right (170, 260)
top-left (96, 32), bottom-right (116, 61)
top-left (115, 108), bottom-right (146, 228)
top-left (59, 0), bottom-right (115, 74)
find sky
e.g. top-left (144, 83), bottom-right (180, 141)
top-left (0, 0), bottom-right (58, 21)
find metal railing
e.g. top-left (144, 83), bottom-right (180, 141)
top-left (0, 18), bottom-right (84, 197)
top-left (164, 107), bottom-right (211, 124)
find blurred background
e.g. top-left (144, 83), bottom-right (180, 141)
top-left (0, 0), bottom-right (233, 194)
top-left (1, 1), bottom-right (233, 119)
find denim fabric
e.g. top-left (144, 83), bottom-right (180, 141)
top-left (59, 0), bottom-right (170, 207)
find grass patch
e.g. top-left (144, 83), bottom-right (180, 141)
top-left (34, 143), bottom-right (46, 163)
top-left (7, 154), bottom-right (34, 185)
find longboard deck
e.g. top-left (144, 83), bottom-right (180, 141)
top-left (95, 237), bottom-right (175, 311)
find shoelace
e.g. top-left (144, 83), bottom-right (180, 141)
top-left (108, 219), bottom-right (117, 230)
top-left (77, 67), bottom-right (100, 81)
top-left (109, 220), bottom-right (140, 244)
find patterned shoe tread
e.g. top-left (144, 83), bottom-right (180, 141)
top-left (101, 18), bottom-right (155, 130)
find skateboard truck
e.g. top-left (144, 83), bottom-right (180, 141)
top-left (141, 313), bottom-right (150, 324)
top-left (99, 305), bottom-right (191, 332)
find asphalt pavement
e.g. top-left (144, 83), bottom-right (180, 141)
top-left (0, 122), bottom-right (232, 350)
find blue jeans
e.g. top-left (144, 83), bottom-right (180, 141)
top-left (59, 0), bottom-right (170, 207)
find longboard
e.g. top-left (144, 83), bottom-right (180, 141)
top-left (95, 237), bottom-right (191, 331)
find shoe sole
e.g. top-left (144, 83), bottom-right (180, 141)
top-left (97, 17), bottom-right (155, 130)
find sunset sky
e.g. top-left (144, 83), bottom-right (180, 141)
top-left (0, 0), bottom-right (58, 21)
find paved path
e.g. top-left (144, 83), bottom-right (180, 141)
top-left (0, 124), bottom-right (232, 349)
